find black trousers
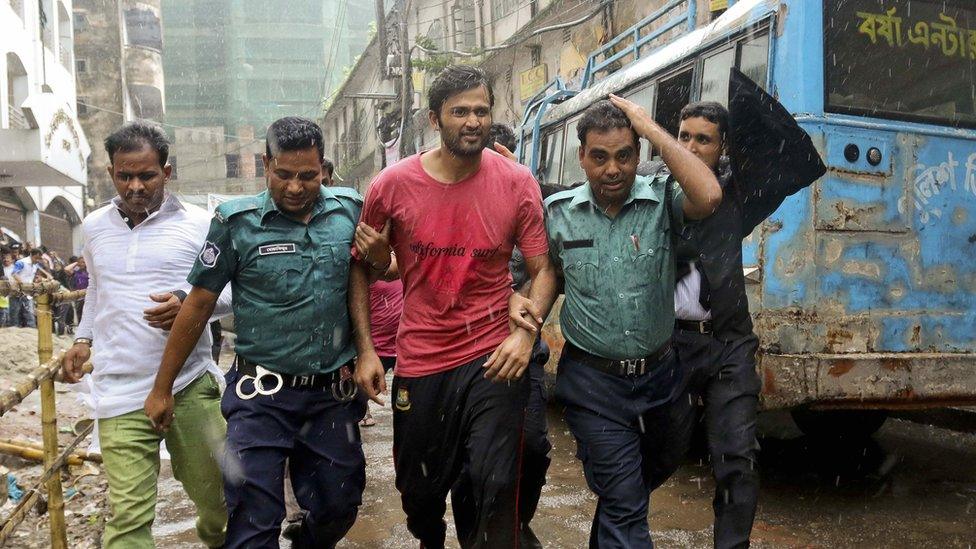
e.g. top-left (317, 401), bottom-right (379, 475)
top-left (452, 339), bottom-right (552, 548)
top-left (556, 346), bottom-right (679, 549)
top-left (393, 354), bottom-right (529, 548)
top-left (659, 329), bottom-right (762, 549)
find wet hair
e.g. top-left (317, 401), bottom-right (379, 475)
top-left (576, 100), bottom-right (637, 148)
top-left (680, 101), bottom-right (729, 143)
top-left (539, 184), bottom-right (563, 199)
top-left (104, 121), bottom-right (170, 167)
top-left (427, 65), bottom-right (494, 119)
top-left (488, 123), bottom-right (517, 151)
top-left (266, 117), bottom-right (325, 163)
top-left (322, 158), bottom-right (334, 177)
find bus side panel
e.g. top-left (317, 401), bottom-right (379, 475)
top-left (756, 128), bottom-right (976, 356)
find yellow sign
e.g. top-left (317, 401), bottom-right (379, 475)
top-left (857, 8), bottom-right (976, 59)
top-left (519, 64), bottom-right (548, 103)
top-left (710, 0), bottom-right (728, 11)
top-left (412, 71), bottom-right (426, 93)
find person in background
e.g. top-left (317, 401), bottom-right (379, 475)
top-left (0, 248), bottom-right (11, 327)
top-left (65, 256), bottom-right (89, 325)
top-left (359, 255), bottom-right (402, 428)
top-left (10, 248), bottom-right (50, 328)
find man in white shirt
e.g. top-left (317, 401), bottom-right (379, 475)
top-left (10, 248), bottom-right (49, 327)
top-left (62, 121), bottom-right (230, 549)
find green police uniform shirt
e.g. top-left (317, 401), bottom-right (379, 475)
top-left (545, 174), bottom-right (684, 360)
top-left (187, 186), bottom-right (362, 375)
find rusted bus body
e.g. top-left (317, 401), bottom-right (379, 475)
top-left (522, 0), bottom-right (976, 411)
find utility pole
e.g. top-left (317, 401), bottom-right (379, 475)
top-left (375, 0), bottom-right (388, 78)
top-left (397, 0), bottom-right (414, 158)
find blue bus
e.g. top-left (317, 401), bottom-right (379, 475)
top-left (518, 0), bottom-right (976, 435)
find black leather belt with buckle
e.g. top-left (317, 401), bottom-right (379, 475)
top-left (563, 340), bottom-right (672, 377)
top-left (675, 319), bottom-right (713, 334)
top-left (235, 356), bottom-right (346, 391)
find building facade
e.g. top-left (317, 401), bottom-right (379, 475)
top-left (73, 0), bottom-right (166, 206)
top-left (163, 0), bottom-right (375, 135)
top-left (1, 0), bottom-right (90, 256)
top-left (321, 0), bottom-right (717, 191)
top-left (161, 0), bottom-right (375, 197)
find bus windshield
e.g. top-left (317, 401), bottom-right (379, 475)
top-left (824, 0), bottom-right (976, 128)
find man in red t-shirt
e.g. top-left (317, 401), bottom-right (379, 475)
top-left (353, 65), bottom-right (557, 548)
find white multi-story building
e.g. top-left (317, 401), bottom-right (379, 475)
top-left (1, 0), bottom-right (90, 256)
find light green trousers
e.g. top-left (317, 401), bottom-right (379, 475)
top-left (98, 373), bottom-right (227, 549)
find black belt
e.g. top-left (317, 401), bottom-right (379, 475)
top-left (675, 319), bottom-right (713, 334)
top-left (234, 355), bottom-right (349, 391)
top-left (563, 340), bottom-right (672, 377)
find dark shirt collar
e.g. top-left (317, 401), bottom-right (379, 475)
top-left (259, 186), bottom-right (341, 224)
top-left (569, 175), bottom-right (660, 210)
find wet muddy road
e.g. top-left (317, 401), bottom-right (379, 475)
top-left (153, 388), bottom-right (976, 548)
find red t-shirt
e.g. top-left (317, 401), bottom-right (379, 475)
top-left (369, 278), bottom-right (403, 357)
top-left (358, 150), bottom-right (548, 377)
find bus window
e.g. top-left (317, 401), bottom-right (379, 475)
top-left (738, 33), bottom-right (769, 89)
top-left (700, 48), bottom-right (735, 105)
top-left (653, 68), bottom-right (693, 156)
top-left (537, 128), bottom-right (564, 185)
top-left (519, 134), bottom-right (532, 163)
top-left (825, 0), bottom-right (976, 128)
top-left (625, 84), bottom-right (656, 160)
top-left (561, 118), bottom-right (586, 186)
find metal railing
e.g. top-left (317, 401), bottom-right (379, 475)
top-left (0, 280), bottom-right (89, 549)
top-left (580, 0), bottom-right (697, 88)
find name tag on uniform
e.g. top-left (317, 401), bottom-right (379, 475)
top-left (564, 239), bottom-right (594, 250)
top-left (258, 243), bottom-right (297, 256)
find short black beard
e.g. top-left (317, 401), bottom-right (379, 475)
top-left (443, 133), bottom-right (487, 157)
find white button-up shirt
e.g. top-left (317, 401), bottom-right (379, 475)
top-left (674, 261), bottom-right (712, 321)
top-left (76, 194), bottom-right (231, 419)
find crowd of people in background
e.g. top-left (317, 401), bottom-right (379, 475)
top-left (0, 241), bottom-right (89, 331)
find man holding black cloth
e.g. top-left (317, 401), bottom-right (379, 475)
top-left (657, 68), bottom-right (827, 549)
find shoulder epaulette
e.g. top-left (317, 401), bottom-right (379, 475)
top-left (329, 186), bottom-right (364, 205)
top-left (214, 195), bottom-right (261, 223)
top-left (544, 188), bottom-right (578, 209)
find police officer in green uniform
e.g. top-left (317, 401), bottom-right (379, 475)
top-left (515, 95), bottom-right (721, 548)
top-left (146, 117), bottom-right (382, 548)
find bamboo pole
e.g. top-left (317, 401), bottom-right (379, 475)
top-left (0, 352), bottom-right (63, 418)
top-left (0, 441), bottom-right (94, 466)
top-left (0, 280), bottom-right (85, 302)
top-left (35, 293), bottom-right (68, 549)
top-left (0, 422), bottom-right (94, 545)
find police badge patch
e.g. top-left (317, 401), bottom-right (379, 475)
top-left (199, 241), bottom-right (220, 268)
top-left (395, 387), bottom-right (411, 411)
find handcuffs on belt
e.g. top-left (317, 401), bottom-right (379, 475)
top-left (235, 364), bottom-right (358, 402)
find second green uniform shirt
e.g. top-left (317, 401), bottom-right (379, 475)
top-left (545, 174), bottom-right (684, 361)
top-left (187, 186), bottom-right (362, 376)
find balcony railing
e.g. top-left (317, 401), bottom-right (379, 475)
top-left (59, 43), bottom-right (72, 68)
top-left (8, 104), bottom-right (29, 129)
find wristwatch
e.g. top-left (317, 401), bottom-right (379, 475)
top-left (74, 337), bottom-right (92, 346)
